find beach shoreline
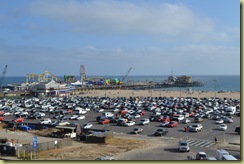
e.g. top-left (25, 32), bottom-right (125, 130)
top-left (73, 89), bottom-right (240, 99)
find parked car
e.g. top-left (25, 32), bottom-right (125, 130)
top-left (95, 155), bottom-right (115, 160)
top-left (40, 118), bottom-right (52, 124)
top-left (0, 116), bottom-right (4, 121)
top-left (149, 115), bottom-right (160, 122)
top-left (76, 115), bottom-right (86, 120)
top-left (131, 128), bottom-right (143, 134)
top-left (165, 121), bottom-right (178, 128)
top-left (223, 117), bottom-right (234, 123)
top-left (139, 119), bottom-right (150, 125)
top-left (194, 117), bottom-right (203, 123)
top-left (19, 111), bottom-right (29, 117)
top-left (81, 123), bottom-right (93, 129)
top-left (57, 121), bottom-right (70, 126)
top-left (180, 118), bottom-right (191, 124)
top-left (196, 152), bottom-right (207, 160)
top-left (159, 116), bottom-right (170, 122)
top-left (13, 117), bottom-right (24, 123)
top-left (178, 140), bottom-right (190, 152)
top-left (188, 124), bottom-right (203, 132)
top-left (99, 119), bottom-right (110, 124)
top-left (216, 119), bottom-right (224, 124)
top-left (3, 111), bottom-right (13, 116)
top-left (160, 121), bottom-right (169, 127)
top-left (70, 115), bottom-right (79, 120)
top-left (235, 127), bottom-right (240, 134)
top-left (219, 124), bottom-right (227, 131)
top-left (49, 121), bottom-right (59, 126)
top-left (0, 111), bottom-right (5, 116)
top-left (154, 128), bottom-right (168, 136)
top-left (124, 121), bottom-right (135, 127)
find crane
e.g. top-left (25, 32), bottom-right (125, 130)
top-left (120, 67), bottom-right (132, 83)
top-left (0, 65), bottom-right (8, 92)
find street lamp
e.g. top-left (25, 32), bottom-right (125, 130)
top-left (213, 80), bottom-right (217, 99)
top-left (180, 86), bottom-right (182, 98)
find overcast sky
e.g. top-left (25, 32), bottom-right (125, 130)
top-left (0, 0), bottom-right (240, 76)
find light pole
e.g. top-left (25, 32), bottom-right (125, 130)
top-left (213, 80), bottom-right (217, 99)
top-left (180, 86), bottom-right (182, 98)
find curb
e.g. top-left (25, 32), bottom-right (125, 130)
top-left (228, 142), bottom-right (240, 145)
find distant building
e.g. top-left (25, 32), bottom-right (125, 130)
top-left (176, 75), bottom-right (192, 83)
top-left (31, 80), bottom-right (70, 97)
top-left (168, 75), bottom-right (177, 82)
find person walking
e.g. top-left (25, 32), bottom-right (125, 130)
top-left (214, 137), bottom-right (218, 144)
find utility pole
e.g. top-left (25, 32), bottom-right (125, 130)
top-left (213, 80), bottom-right (217, 99)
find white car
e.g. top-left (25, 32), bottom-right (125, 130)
top-left (40, 118), bottom-right (52, 124)
top-left (113, 108), bottom-right (119, 113)
top-left (134, 114), bottom-right (141, 119)
top-left (139, 119), bottom-right (150, 125)
top-left (124, 121), bottom-right (135, 126)
top-left (79, 110), bottom-right (87, 114)
top-left (58, 121), bottom-right (70, 126)
top-left (95, 155), bottom-right (115, 160)
top-left (82, 123), bottom-right (93, 129)
top-left (49, 121), bottom-right (58, 125)
top-left (97, 109), bottom-right (104, 113)
top-left (216, 119), bottom-right (224, 124)
top-left (181, 118), bottom-right (191, 124)
top-left (70, 115), bottom-right (79, 120)
top-left (76, 115), bottom-right (86, 120)
top-left (160, 121), bottom-right (169, 127)
top-left (219, 124), bottom-right (227, 131)
top-left (3, 111), bottom-right (13, 116)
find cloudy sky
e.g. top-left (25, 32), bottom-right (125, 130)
top-left (0, 0), bottom-right (240, 76)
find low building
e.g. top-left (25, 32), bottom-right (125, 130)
top-left (176, 75), bottom-right (192, 83)
top-left (31, 80), bottom-right (70, 97)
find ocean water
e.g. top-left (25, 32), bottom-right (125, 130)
top-left (2, 75), bottom-right (240, 92)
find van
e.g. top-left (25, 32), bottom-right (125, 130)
top-left (221, 155), bottom-right (238, 160)
top-left (216, 149), bottom-right (229, 160)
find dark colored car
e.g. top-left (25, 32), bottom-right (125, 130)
top-left (235, 127), bottom-right (240, 134)
top-left (154, 128), bottom-right (168, 136)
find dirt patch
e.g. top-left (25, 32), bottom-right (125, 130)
top-left (36, 137), bottom-right (150, 160)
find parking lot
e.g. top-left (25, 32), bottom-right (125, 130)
top-left (0, 96), bottom-right (240, 159)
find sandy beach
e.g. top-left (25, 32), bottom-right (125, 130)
top-left (74, 89), bottom-right (240, 99)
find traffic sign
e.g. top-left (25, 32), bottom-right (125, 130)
top-left (33, 136), bottom-right (37, 148)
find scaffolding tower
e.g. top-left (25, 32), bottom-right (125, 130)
top-left (80, 65), bottom-right (86, 82)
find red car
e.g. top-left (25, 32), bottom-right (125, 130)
top-left (159, 116), bottom-right (170, 122)
top-left (68, 109), bottom-right (73, 114)
top-left (13, 117), bottom-right (24, 123)
top-left (99, 119), bottom-right (110, 124)
top-left (0, 116), bottom-right (4, 121)
top-left (166, 121), bottom-right (178, 128)
top-left (140, 111), bottom-right (146, 115)
top-left (120, 110), bottom-right (127, 115)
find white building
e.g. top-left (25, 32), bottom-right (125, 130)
top-left (31, 80), bottom-right (70, 97)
